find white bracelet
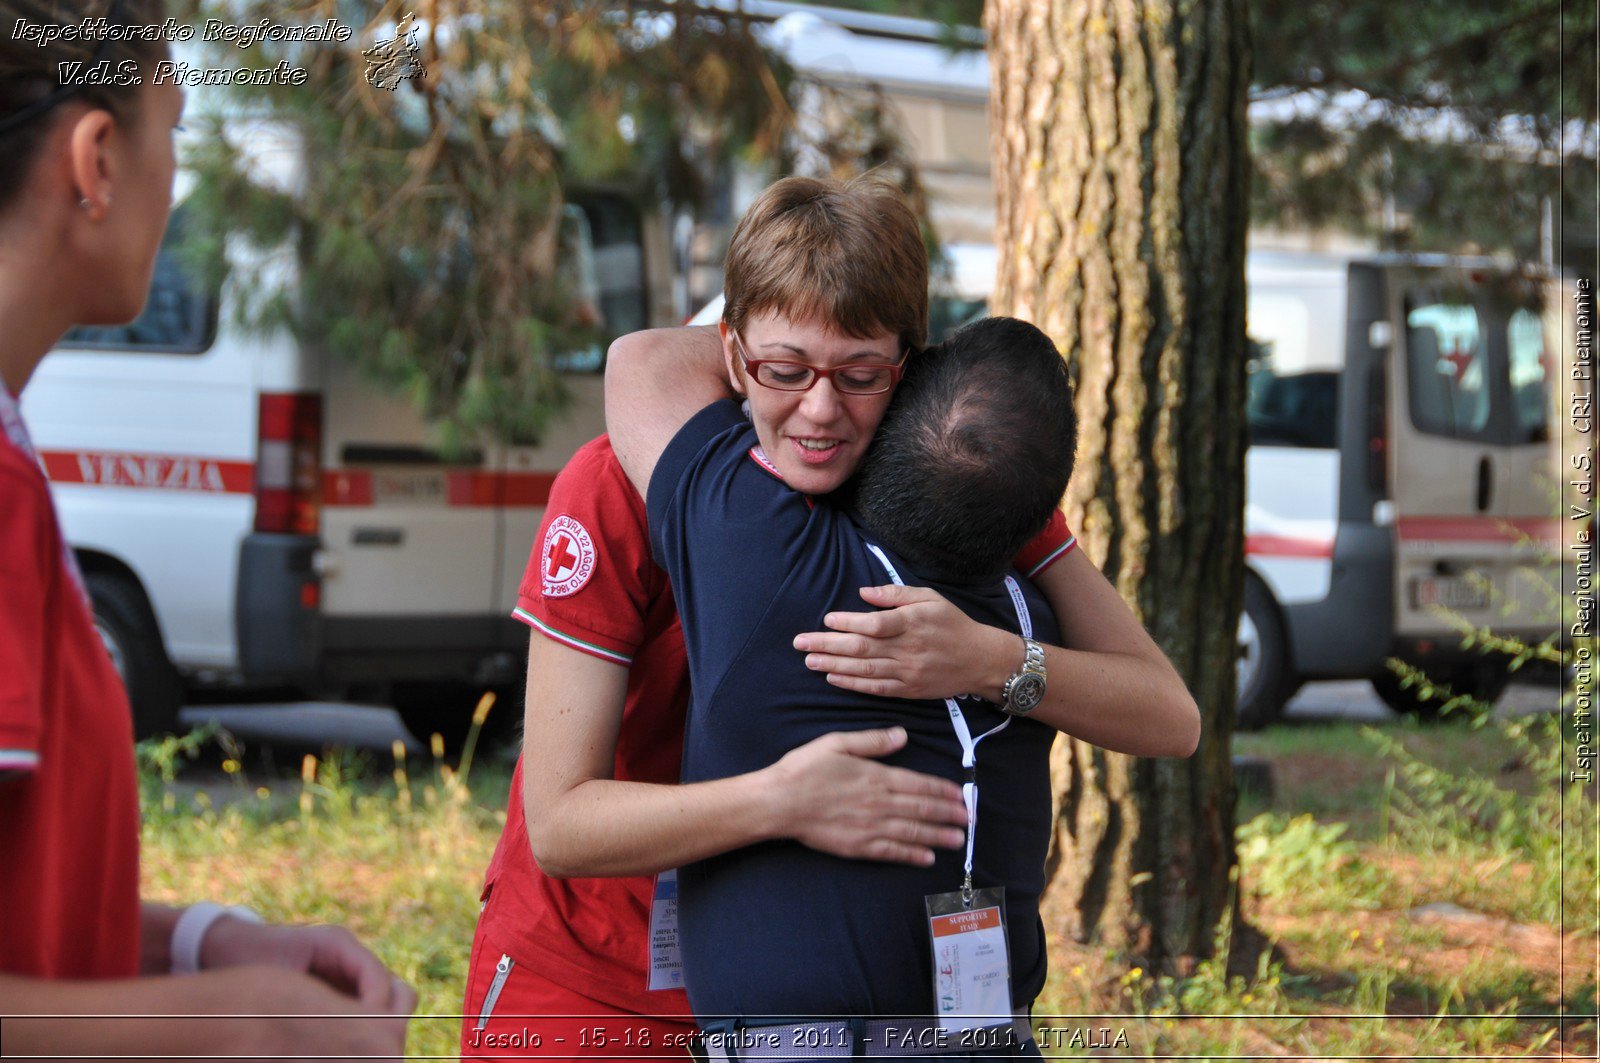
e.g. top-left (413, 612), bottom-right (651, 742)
top-left (169, 902), bottom-right (263, 974)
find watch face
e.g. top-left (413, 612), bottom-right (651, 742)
top-left (1010, 673), bottom-right (1046, 713)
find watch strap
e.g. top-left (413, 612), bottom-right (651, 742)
top-left (1000, 638), bottom-right (1047, 716)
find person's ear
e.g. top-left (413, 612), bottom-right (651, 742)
top-left (719, 320), bottom-right (747, 397)
top-left (66, 107), bottom-right (117, 221)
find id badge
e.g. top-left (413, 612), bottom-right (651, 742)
top-left (647, 869), bottom-right (684, 991)
top-left (925, 887), bottom-right (1011, 1034)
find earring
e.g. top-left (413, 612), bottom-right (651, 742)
top-left (79, 197), bottom-right (92, 210)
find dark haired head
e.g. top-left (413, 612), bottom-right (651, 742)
top-left (0, 0), bottom-right (169, 216)
top-left (849, 316), bottom-right (1076, 582)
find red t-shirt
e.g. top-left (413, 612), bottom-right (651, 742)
top-left (483, 436), bottom-right (693, 1017)
top-left (480, 434), bottom-right (1077, 1016)
top-left (0, 435), bottom-right (142, 979)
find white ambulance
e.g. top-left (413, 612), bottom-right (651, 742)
top-left (23, 193), bottom-right (640, 742)
top-left (1237, 251), bottom-right (1563, 725)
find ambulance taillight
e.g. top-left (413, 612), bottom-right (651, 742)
top-left (255, 393), bottom-right (323, 535)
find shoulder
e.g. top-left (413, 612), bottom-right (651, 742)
top-left (561, 436), bottom-right (635, 495)
top-left (660, 400), bottom-right (750, 471)
top-left (0, 440), bottom-right (45, 489)
top-left (544, 435), bottom-right (645, 522)
top-left (646, 400), bottom-right (753, 516)
top-left (0, 447), bottom-right (51, 555)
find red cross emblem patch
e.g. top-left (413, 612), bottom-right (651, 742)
top-left (541, 514), bottom-right (596, 598)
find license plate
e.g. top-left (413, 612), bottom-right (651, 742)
top-left (372, 470), bottom-right (447, 505)
top-left (1410, 574), bottom-right (1491, 611)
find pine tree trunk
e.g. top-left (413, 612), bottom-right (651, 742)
top-left (986, 0), bottom-right (1252, 971)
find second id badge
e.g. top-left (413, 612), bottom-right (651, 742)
top-left (647, 869), bottom-right (683, 991)
top-left (925, 887), bottom-right (1012, 1035)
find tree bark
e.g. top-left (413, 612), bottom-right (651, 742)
top-left (986, 0), bottom-right (1252, 971)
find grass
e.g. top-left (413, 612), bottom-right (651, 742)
top-left (1030, 691), bottom-right (1596, 1060)
top-left (1235, 720), bottom-right (1548, 839)
top-left (138, 687), bottom-right (1596, 1059)
top-left (139, 722), bottom-right (513, 1057)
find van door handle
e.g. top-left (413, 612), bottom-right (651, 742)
top-left (1475, 456), bottom-right (1492, 512)
top-left (352, 527), bottom-right (404, 546)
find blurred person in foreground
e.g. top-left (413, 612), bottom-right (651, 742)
top-left (0, 1), bottom-right (415, 1057)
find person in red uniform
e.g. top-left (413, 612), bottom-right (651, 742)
top-left (463, 176), bottom-right (1200, 1057)
top-left (0, 1), bottom-right (416, 1057)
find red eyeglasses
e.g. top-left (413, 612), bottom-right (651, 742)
top-left (733, 330), bottom-right (907, 396)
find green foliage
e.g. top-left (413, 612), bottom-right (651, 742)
top-left (1366, 705), bottom-right (1595, 931)
top-left (1250, 0), bottom-right (1596, 255)
top-left (1128, 912), bottom-right (1291, 1020)
top-left (180, 2), bottom-right (935, 444)
top-left (1237, 812), bottom-right (1359, 901)
top-left (140, 722), bottom-right (511, 1058)
top-left (182, 0), bottom-right (794, 446)
top-left (803, 0), bottom-right (983, 51)
top-left (833, 0), bottom-right (1596, 255)
top-left (1349, 492), bottom-right (1594, 927)
top-left (136, 722), bottom-right (221, 816)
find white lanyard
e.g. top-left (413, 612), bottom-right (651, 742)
top-left (863, 543), bottom-right (1032, 903)
top-left (0, 387), bottom-right (89, 605)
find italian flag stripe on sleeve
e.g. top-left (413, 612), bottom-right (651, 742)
top-left (513, 609), bottom-right (633, 666)
top-left (1025, 534), bottom-right (1077, 578)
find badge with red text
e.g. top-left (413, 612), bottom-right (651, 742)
top-left (541, 515), bottom-right (596, 598)
top-left (925, 887), bottom-right (1012, 1035)
top-left (647, 869), bottom-right (684, 991)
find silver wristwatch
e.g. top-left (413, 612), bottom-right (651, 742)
top-left (999, 638), bottom-right (1048, 717)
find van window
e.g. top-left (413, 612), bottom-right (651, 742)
top-left (929, 295), bottom-right (987, 342)
top-left (1404, 297), bottom-right (1490, 438)
top-left (556, 193), bottom-right (647, 372)
top-left (1507, 307), bottom-right (1551, 442)
top-left (61, 208), bottom-right (216, 354)
top-left (1247, 362), bottom-right (1340, 448)
top-left (581, 196), bottom-right (646, 339)
top-left (1245, 294), bottom-right (1339, 449)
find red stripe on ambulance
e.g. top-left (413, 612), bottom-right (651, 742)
top-left (1244, 534), bottom-right (1334, 559)
top-left (1396, 515), bottom-right (1562, 546)
top-left (320, 470), bottom-right (556, 508)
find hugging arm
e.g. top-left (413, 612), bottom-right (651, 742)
top-left (519, 630), bottom-right (968, 877)
top-left (605, 325), bottom-right (730, 497)
top-left (795, 548), bottom-right (1202, 758)
top-left (603, 324), bottom-right (1198, 757)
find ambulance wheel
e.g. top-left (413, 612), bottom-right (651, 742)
top-left (1236, 577), bottom-right (1292, 730)
top-left (392, 681), bottom-right (516, 758)
top-left (86, 572), bottom-right (183, 740)
top-left (1371, 658), bottom-right (1514, 721)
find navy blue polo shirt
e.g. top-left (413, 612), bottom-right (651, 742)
top-left (647, 400), bottom-right (1059, 1021)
